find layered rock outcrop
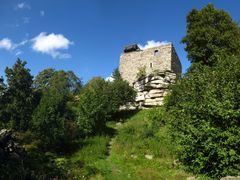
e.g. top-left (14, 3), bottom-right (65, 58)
top-left (133, 71), bottom-right (177, 108)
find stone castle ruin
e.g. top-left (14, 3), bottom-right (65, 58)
top-left (119, 43), bottom-right (181, 108)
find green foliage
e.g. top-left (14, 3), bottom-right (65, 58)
top-left (34, 68), bottom-right (82, 94)
top-left (0, 131), bottom-right (65, 179)
top-left (112, 68), bottom-right (122, 81)
top-left (77, 73), bottom-right (135, 136)
top-left (0, 77), bottom-right (8, 128)
top-left (147, 107), bottom-right (166, 130)
top-left (5, 59), bottom-right (34, 130)
top-left (32, 68), bottom-right (81, 151)
top-left (33, 68), bottom-right (55, 90)
top-left (152, 69), bottom-right (161, 76)
top-left (182, 4), bottom-right (240, 66)
top-left (108, 77), bottom-right (136, 114)
top-left (32, 89), bottom-right (67, 150)
top-left (77, 77), bottom-right (109, 135)
top-left (136, 65), bottom-right (146, 80)
top-left (165, 56), bottom-right (240, 178)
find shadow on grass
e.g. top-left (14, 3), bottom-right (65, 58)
top-left (61, 110), bottom-right (139, 156)
top-left (112, 109), bottom-right (140, 122)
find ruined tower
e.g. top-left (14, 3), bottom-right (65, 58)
top-left (119, 43), bottom-right (182, 107)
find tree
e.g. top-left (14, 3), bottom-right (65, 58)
top-left (49, 70), bottom-right (82, 95)
top-left (112, 68), bottom-right (122, 81)
top-left (108, 75), bottom-right (136, 114)
top-left (32, 70), bottom-right (81, 150)
top-left (32, 88), bottom-right (67, 150)
top-left (33, 68), bottom-right (55, 90)
top-left (0, 77), bottom-right (8, 127)
top-left (77, 72), bottom-right (136, 136)
top-left (5, 59), bottom-right (34, 130)
top-left (34, 69), bottom-right (82, 94)
top-left (182, 4), bottom-right (240, 66)
top-left (165, 55), bottom-right (240, 178)
top-left (77, 77), bottom-right (109, 136)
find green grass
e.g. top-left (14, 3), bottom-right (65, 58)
top-left (52, 135), bottom-right (110, 179)
top-left (90, 110), bottom-right (193, 179)
top-left (57, 109), bottom-right (211, 179)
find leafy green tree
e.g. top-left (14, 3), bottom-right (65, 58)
top-left (77, 77), bottom-right (109, 135)
top-left (165, 55), bottom-right (240, 178)
top-left (33, 68), bottom-right (55, 90)
top-left (112, 68), bottom-right (122, 81)
top-left (0, 77), bottom-right (8, 127)
top-left (32, 89), bottom-right (67, 149)
top-left (108, 77), bottom-right (136, 114)
top-left (49, 70), bottom-right (82, 95)
top-left (5, 59), bottom-right (34, 130)
top-left (32, 70), bottom-right (81, 150)
top-left (182, 4), bottom-right (240, 65)
top-left (34, 69), bottom-right (82, 94)
top-left (77, 72), bottom-right (136, 136)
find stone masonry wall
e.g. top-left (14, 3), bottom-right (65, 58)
top-left (119, 43), bottom-right (181, 108)
top-left (119, 43), bottom-right (173, 86)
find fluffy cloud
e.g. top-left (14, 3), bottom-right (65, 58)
top-left (15, 2), bottom-right (31, 10)
top-left (138, 40), bottom-right (170, 50)
top-left (32, 32), bottom-right (73, 59)
top-left (0, 38), bottom-right (13, 50)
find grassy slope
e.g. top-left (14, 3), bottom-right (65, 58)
top-left (60, 109), bottom-right (212, 179)
top-left (91, 110), bottom-right (192, 180)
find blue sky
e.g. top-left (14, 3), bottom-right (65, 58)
top-left (0, 0), bottom-right (239, 83)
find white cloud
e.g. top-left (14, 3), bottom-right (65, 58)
top-left (105, 74), bottom-right (115, 82)
top-left (15, 2), bottom-right (31, 10)
top-left (0, 38), bottom-right (13, 50)
top-left (32, 32), bottom-right (73, 59)
top-left (15, 50), bottom-right (22, 56)
top-left (0, 38), bottom-right (28, 56)
top-left (138, 40), bottom-right (170, 50)
top-left (13, 40), bottom-right (28, 49)
top-left (40, 10), bottom-right (45, 17)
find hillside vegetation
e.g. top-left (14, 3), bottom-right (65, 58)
top-left (1, 4), bottom-right (240, 179)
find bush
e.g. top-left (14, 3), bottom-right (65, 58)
top-left (77, 77), bottom-right (109, 136)
top-left (136, 66), bottom-right (146, 80)
top-left (165, 56), bottom-right (240, 178)
top-left (147, 107), bottom-right (166, 130)
top-left (77, 75), bottom-right (135, 137)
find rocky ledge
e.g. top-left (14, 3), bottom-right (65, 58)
top-left (133, 71), bottom-right (177, 108)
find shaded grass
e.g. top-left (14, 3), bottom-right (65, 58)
top-left (55, 135), bottom-right (111, 179)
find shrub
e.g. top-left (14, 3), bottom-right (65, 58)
top-left (165, 55), bottom-right (240, 178)
top-left (77, 77), bottom-right (109, 136)
top-left (136, 66), bottom-right (146, 80)
top-left (77, 75), bottom-right (136, 136)
top-left (147, 107), bottom-right (166, 130)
